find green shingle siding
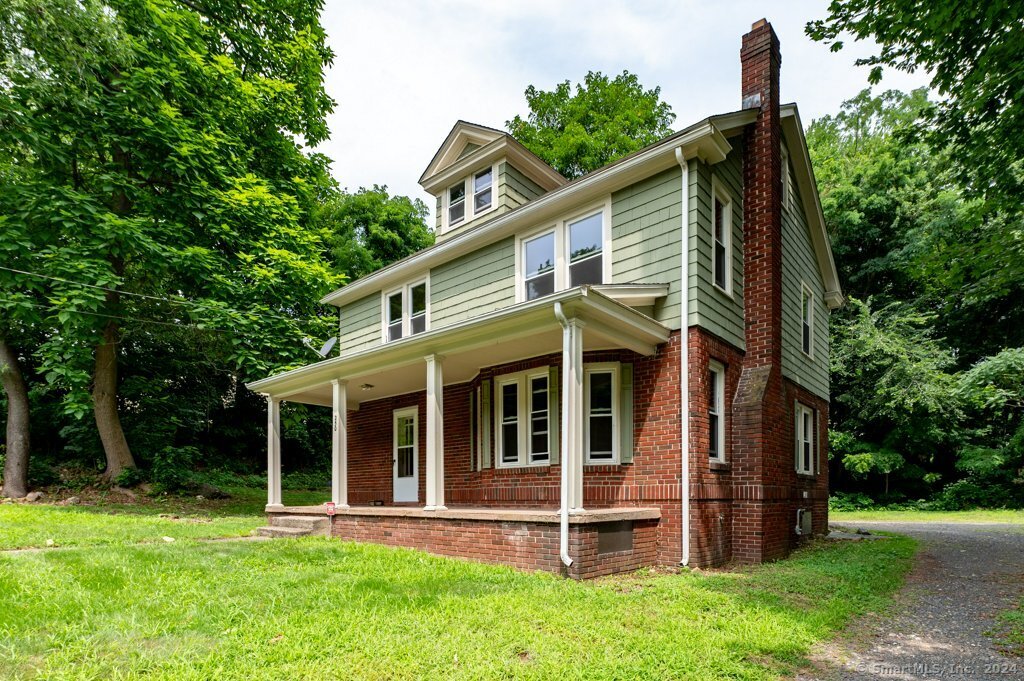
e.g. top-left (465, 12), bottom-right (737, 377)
top-left (430, 236), bottom-right (516, 327)
top-left (339, 292), bottom-right (381, 355)
top-left (499, 161), bottom-right (545, 212)
top-left (781, 164), bottom-right (830, 400)
top-left (611, 166), bottom-right (684, 328)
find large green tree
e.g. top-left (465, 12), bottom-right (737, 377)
top-left (807, 1), bottom-right (1024, 207)
top-left (506, 70), bottom-right (675, 180)
top-left (0, 0), bottom-right (340, 479)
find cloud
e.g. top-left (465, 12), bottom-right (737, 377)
top-left (316, 1), bottom-right (932, 219)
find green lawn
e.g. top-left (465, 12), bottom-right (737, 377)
top-left (830, 508), bottom-right (1024, 524)
top-left (0, 506), bottom-right (916, 681)
top-left (996, 597), bottom-right (1024, 656)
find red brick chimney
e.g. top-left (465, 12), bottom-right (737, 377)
top-left (731, 19), bottom-right (788, 564)
top-left (740, 18), bottom-right (783, 369)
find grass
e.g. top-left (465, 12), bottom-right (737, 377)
top-left (995, 597), bottom-right (1024, 657)
top-left (829, 508), bottom-right (1024, 524)
top-left (0, 501), bottom-right (916, 681)
top-left (0, 488), bottom-right (327, 550)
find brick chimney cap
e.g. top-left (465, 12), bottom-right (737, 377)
top-left (751, 18), bottom-right (768, 30)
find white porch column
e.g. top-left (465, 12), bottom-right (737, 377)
top-left (331, 379), bottom-right (349, 509)
top-left (424, 354), bottom-right (446, 510)
top-left (562, 318), bottom-right (586, 513)
top-left (266, 396), bottom-right (282, 508)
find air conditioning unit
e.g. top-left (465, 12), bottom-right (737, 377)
top-left (795, 508), bottom-right (813, 536)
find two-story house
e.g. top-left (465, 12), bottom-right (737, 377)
top-left (247, 20), bottom-right (842, 578)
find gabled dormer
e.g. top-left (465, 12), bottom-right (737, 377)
top-left (419, 121), bottom-right (567, 242)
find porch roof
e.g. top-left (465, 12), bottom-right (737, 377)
top-left (246, 286), bottom-right (671, 409)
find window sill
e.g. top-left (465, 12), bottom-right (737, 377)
top-left (494, 461), bottom-right (552, 472)
top-left (709, 460), bottom-right (730, 472)
top-left (796, 471), bottom-right (817, 480)
top-left (712, 283), bottom-right (735, 302)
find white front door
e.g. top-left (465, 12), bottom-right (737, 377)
top-left (393, 408), bottom-right (418, 503)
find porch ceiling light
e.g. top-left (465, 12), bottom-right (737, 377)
top-left (360, 383), bottom-right (374, 391)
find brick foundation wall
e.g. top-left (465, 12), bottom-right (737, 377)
top-left (330, 514), bottom-right (658, 579)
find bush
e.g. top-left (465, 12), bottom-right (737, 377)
top-left (829, 491), bottom-right (877, 511)
top-left (152, 446), bottom-right (200, 491)
top-left (931, 475), bottom-right (1023, 510)
top-left (113, 467), bottom-right (145, 488)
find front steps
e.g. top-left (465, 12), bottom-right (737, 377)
top-left (256, 515), bottom-right (330, 538)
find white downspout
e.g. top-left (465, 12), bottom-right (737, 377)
top-left (554, 301), bottom-right (573, 568)
top-left (674, 147), bottom-right (691, 567)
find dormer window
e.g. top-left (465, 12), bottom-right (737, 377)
top-left (448, 183), bottom-right (466, 225)
top-left (473, 168), bottom-right (492, 213)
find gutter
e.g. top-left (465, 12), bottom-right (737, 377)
top-left (674, 147), bottom-right (691, 567)
top-left (553, 301), bottom-right (573, 568)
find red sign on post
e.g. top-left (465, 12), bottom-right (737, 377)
top-left (325, 502), bottom-right (336, 516)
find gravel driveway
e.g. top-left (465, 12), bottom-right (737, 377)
top-left (804, 522), bottom-right (1023, 680)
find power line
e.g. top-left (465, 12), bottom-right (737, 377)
top-left (0, 296), bottom-right (234, 333)
top-left (0, 264), bottom-right (332, 327)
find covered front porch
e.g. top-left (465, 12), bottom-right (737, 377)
top-left (246, 286), bottom-right (672, 575)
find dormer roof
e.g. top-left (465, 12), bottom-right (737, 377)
top-left (418, 120), bottom-right (567, 195)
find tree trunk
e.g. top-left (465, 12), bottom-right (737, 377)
top-left (0, 338), bottom-right (31, 498)
top-left (93, 320), bottom-right (136, 480)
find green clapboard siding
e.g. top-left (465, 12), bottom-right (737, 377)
top-left (338, 292), bottom-right (381, 355)
top-left (611, 166), bottom-right (684, 328)
top-left (429, 236), bottom-right (516, 328)
top-left (781, 161), bottom-right (830, 400)
top-left (499, 161), bottom-right (546, 212)
top-left (688, 146), bottom-right (745, 349)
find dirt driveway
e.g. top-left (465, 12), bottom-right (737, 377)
top-left (804, 522), bottom-right (1023, 680)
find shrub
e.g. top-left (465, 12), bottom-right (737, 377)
top-left (829, 491), bottom-right (877, 511)
top-left (152, 446), bottom-right (200, 491)
top-left (113, 467), bottom-right (145, 488)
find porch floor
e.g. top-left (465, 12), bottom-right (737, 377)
top-left (266, 504), bottom-right (660, 525)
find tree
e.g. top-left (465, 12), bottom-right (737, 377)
top-left (0, 339), bottom-right (30, 498)
top-left (319, 186), bottom-right (433, 281)
top-left (0, 0), bottom-right (340, 479)
top-left (807, 1), bottom-right (1024, 207)
top-left (506, 71), bottom-right (675, 180)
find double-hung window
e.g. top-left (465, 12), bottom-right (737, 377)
top-left (495, 369), bottom-right (550, 466)
top-left (795, 402), bottom-right (817, 475)
top-left (519, 205), bottom-right (607, 302)
top-left (708, 361), bottom-right (725, 462)
top-left (473, 168), bottom-right (492, 213)
top-left (384, 280), bottom-right (427, 342)
top-left (712, 180), bottom-right (733, 294)
top-left (800, 283), bottom-right (814, 357)
top-left (584, 365), bottom-right (618, 463)
top-left (448, 183), bottom-right (466, 226)
top-left (523, 231), bottom-right (556, 300)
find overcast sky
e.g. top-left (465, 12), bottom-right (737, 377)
top-left (316, 0), bottom-right (930, 217)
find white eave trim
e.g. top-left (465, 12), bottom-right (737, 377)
top-left (252, 287), bottom-right (670, 397)
top-left (322, 116), bottom-right (739, 308)
top-left (591, 283), bottom-right (670, 308)
top-left (781, 104), bottom-right (844, 309)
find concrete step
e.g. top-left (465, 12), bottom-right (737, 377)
top-left (269, 515), bottom-right (330, 533)
top-left (256, 525), bottom-right (312, 538)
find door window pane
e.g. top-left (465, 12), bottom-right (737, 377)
top-left (396, 416), bottom-right (415, 478)
top-left (569, 213), bottom-right (603, 286)
top-left (524, 232), bottom-right (556, 301)
top-left (588, 371), bottom-right (614, 460)
top-left (474, 168), bottom-right (492, 212)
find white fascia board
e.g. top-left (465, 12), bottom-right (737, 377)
top-left (321, 119), bottom-right (730, 308)
top-left (780, 105), bottom-right (844, 308)
top-left (251, 287), bottom-right (670, 397)
top-left (590, 283), bottom-right (670, 307)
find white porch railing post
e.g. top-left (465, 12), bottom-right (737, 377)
top-left (331, 379), bottom-right (349, 509)
top-left (267, 396), bottom-right (282, 508)
top-left (564, 318), bottom-right (586, 513)
top-left (424, 354), bottom-right (446, 510)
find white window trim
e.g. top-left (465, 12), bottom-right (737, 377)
top-left (494, 367), bottom-right (551, 468)
top-left (795, 402), bottom-right (816, 475)
top-left (782, 143), bottom-right (793, 212)
top-left (584, 362), bottom-right (620, 465)
top-left (800, 281), bottom-right (814, 359)
top-left (513, 197), bottom-right (612, 303)
top-left (381, 277), bottom-right (430, 343)
top-left (441, 162), bottom-right (500, 233)
top-left (708, 360), bottom-right (726, 463)
top-left (711, 176), bottom-right (733, 298)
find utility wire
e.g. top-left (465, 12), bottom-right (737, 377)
top-left (0, 296), bottom-right (234, 333)
top-left (0, 264), bottom-right (332, 327)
